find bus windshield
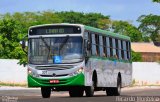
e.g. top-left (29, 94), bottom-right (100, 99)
top-left (28, 36), bottom-right (83, 64)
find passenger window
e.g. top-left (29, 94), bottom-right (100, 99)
top-left (103, 36), bottom-right (107, 57)
top-left (95, 34), bottom-right (99, 56)
top-left (123, 41), bottom-right (127, 60)
top-left (91, 34), bottom-right (96, 56)
top-left (115, 39), bottom-right (119, 59)
top-left (121, 40), bottom-right (124, 59)
top-left (106, 37), bottom-right (110, 57)
top-left (118, 40), bottom-right (122, 59)
top-left (99, 36), bottom-right (103, 57)
top-left (109, 37), bottom-right (113, 57)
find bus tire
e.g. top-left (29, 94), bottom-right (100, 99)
top-left (106, 88), bottom-right (114, 96)
top-left (41, 87), bottom-right (51, 98)
top-left (106, 77), bottom-right (121, 96)
top-left (69, 87), bottom-right (84, 97)
top-left (114, 77), bottom-right (121, 96)
top-left (85, 85), bottom-right (94, 97)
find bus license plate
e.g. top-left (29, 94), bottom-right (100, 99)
top-left (50, 80), bottom-right (59, 84)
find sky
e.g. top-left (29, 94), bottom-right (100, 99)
top-left (0, 0), bottom-right (159, 26)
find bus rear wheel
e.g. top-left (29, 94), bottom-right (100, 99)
top-left (69, 87), bottom-right (84, 97)
top-left (106, 77), bottom-right (121, 96)
top-left (41, 87), bottom-right (51, 98)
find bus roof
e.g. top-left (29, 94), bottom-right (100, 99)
top-left (84, 25), bottom-right (130, 41)
top-left (29, 23), bottom-right (130, 41)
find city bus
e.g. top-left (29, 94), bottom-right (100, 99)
top-left (21, 23), bottom-right (132, 98)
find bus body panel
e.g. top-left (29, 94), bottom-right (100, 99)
top-left (84, 57), bottom-right (132, 87)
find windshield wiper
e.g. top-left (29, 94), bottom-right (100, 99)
top-left (40, 36), bottom-right (51, 62)
top-left (58, 35), bottom-right (70, 55)
top-left (40, 36), bottom-right (50, 50)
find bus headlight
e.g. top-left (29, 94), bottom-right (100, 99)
top-left (28, 68), bottom-right (32, 75)
top-left (28, 68), bottom-right (39, 77)
top-left (69, 67), bottom-right (83, 76)
top-left (77, 67), bottom-right (83, 73)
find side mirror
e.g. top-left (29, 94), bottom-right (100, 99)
top-left (84, 40), bottom-right (90, 50)
top-left (20, 40), bottom-right (28, 54)
top-left (22, 40), bottom-right (26, 49)
top-left (87, 41), bottom-right (91, 51)
top-left (20, 40), bottom-right (28, 49)
top-left (20, 34), bottom-right (28, 54)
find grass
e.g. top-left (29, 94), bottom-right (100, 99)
top-left (0, 82), bottom-right (27, 87)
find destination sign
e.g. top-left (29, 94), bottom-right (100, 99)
top-left (29, 25), bottom-right (81, 35)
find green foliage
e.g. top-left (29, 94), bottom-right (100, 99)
top-left (0, 18), bottom-right (24, 58)
top-left (97, 19), bottom-right (112, 30)
top-left (152, 0), bottom-right (160, 3)
top-left (55, 11), bottom-right (109, 27)
top-left (137, 14), bottom-right (160, 42)
top-left (112, 21), bottom-right (143, 42)
top-left (131, 50), bottom-right (142, 62)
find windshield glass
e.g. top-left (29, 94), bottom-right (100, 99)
top-left (28, 36), bottom-right (83, 64)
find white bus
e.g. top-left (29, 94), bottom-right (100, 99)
top-left (22, 23), bottom-right (132, 98)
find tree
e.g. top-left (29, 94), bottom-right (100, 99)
top-left (112, 21), bottom-right (143, 42)
top-left (55, 11), bottom-right (109, 27)
top-left (152, 0), bottom-right (160, 3)
top-left (55, 11), bottom-right (85, 24)
top-left (0, 17), bottom-right (27, 65)
top-left (131, 50), bottom-right (142, 62)
top-left (97, 18), bottom-right (112, 30)
top-left (84, 13), bottom-right (109, 27)
top-left (137, 14), bottom-right (160, 42)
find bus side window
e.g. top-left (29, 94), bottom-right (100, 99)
top-left (109, 37), bottom-right (113, 57)
top-left (84, 31), bottom-right (92, 55)
top-left (106, 37), bottom-right (110, 57)
top-left (95, 34), bottom-right (99, 56)
top-left (121, 40), bottom-right (124, 59)
top-left (128, 42), bottom-right (131, 60)
top-left (112, 38), bottom-right (116, 58)
top-left (91, 34), bottom-right (96, 56)
top-left (118, 40), bottom-right (122, 59)
top-left (115, 39), bottom-right (119, 59)
top-left (84, 31), bottom-right (89, 40)
top-left (126, 41), bottom-right (130, 60)
top-left (103, 36), bottom-right (107, 57)
top-left (99, 35), bottom-right (104, 57)
top-left (88, 32), bottom-right (92, 55)
top-left (123, 41), bottom-right (127, 60)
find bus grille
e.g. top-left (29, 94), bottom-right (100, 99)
top-left (35, 65), bottom-right (73, 70)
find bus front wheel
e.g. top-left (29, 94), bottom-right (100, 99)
top-left (85, 85), bottom-right (94, 97)
top-left (69, 87), bottom-right (84, 97)
top-left (41, 87), bottom-right (51, 98)
top-left (85, 80), bottom-right (95, 97)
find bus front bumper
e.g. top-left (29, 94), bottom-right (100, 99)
top-left (28, 73), bottom-right (84, 87)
